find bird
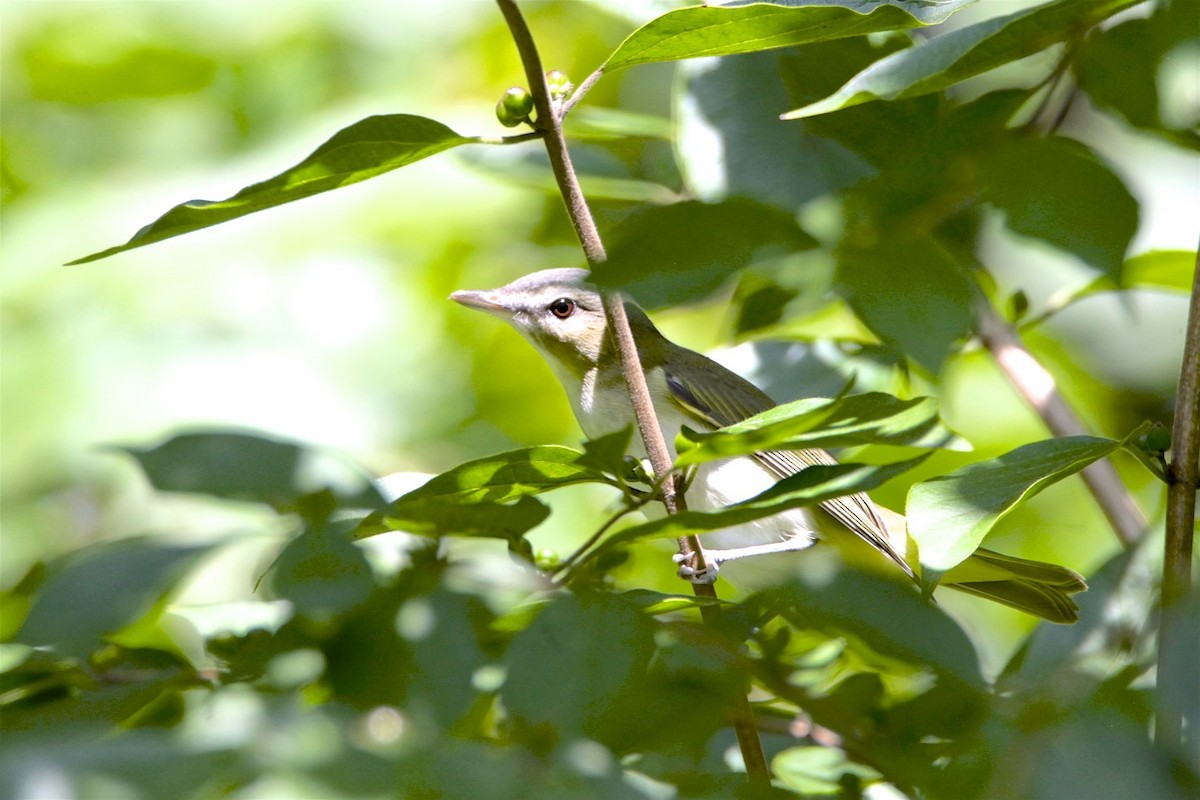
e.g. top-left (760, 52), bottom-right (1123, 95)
top-left (450, 268), bottom-right (1086, 623)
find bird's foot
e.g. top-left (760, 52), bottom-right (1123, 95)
top-left (673, 551), bottom-right (719, 584)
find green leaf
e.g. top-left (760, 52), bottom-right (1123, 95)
top-left (592, 197), bottom-right (818, 308)
top-left (70, 114), bottom-right (474, 264)
top-left (15, 538), bottom-right (213, 659)
top-left (676, 392), bottom-right (964, 467)
top-left (355, 494), bottom-right (551, 541)
top-left (380, 444), bottom-right (612, 506)
top-left (762, 567), bottom-right (987, 689)
top-left (503, 592), bottom-right (657, 743)
top-left (981, 137), bottom-right (1138, 280)
top-left (603, 0), bottom-right (975, 71)
top-left (1121, 250), bottom-right (1197, 293)
top-left (115, 429), bottom-right (383, 510)
top-left (1075, 2), bottom-right (1200, 152)
top-left (270, 521), bottom-right (376, 618)
top-left (598, 455), bottom-right (927, 548)
top-left (837, 235), bottom-right (975, 373)
top-left (907, 436), bottom-right (1122, 575)
top-left (783, 0), bottom-right (1144, 119)
top-left (355, 443), bottom-right (616, 539)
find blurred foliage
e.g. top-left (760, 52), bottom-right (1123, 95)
top-left (1, 0), bottom-right (1197, 798)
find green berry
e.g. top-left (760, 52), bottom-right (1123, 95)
top-left (496, 87), bottom-right (533, 127)
top-left (1144, 427), bottom-right (1171, 453)
top-left (534, 548), bottom-right (560, 571)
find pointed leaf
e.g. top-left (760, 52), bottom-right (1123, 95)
top-left (592, 198), bottom-right (817, 308)
top-left (16, 538), bottom-right (213, 659)
top-left (599, 456), bottom-right (926, 547)
top-left (1121, 250), bottom-right (1197, 293)
top-left (907, 436), bottom-right (1122, 574)
top-left (981, 137), bottom-right (1138, 279)
top-left (354, 445), bottom-right (612, 539)
top-left (784, 0), bottom-right (1143, 119)
top-left (837, 235), bottom-right (975, 373)
top-left (71, 114), bottom-right (474, 264)
top-left (677, 392), bottom-right (963, 466)
top-left (115, 429), bottom-right (383, 510)
top-left (603, 0), bottom-right (975, 71)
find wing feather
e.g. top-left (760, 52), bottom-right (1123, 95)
top-left (664, 356), bottom-right (912, 576)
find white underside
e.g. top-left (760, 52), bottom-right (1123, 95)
top-left (543, 357), bottom-right (818, 588)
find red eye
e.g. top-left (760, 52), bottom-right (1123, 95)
top-left (549, 298), bottom-right (576, 319)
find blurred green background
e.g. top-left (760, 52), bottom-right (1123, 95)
top-left (2, 0), bottom-right (1196, 681)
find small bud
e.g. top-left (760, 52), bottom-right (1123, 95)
top-left (496, 86), bottom-right (533, 127)
top-left (545, 69), bottom-right (573, 100)
top-left (534, 548), bottom-right (561, 571)
top-left (1007, 289), bottom-right (1029, 322)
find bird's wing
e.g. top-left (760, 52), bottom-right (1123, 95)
top-left (664, 360), bottom-right (913, 576)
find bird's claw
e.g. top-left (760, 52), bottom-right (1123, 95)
top-left (673, 551), bottom-right (719, 584)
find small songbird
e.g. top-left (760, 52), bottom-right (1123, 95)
top-left (451, 268), bottom-right (1086, 623)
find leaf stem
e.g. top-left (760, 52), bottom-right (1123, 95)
top-left (558, 67), bottom-right (604, 119)
top-left (975, 299), bottom-right (1146, 547)
top-left (495, 0), bottom-right (768, 785)
top-left (1155, 249), bottom-right (1200, 757)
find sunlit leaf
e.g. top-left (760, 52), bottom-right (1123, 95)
top-left (593, 197), bottom-right (817, 308)
top-left (907, 436), bottom-right (1123, 575)
top-left (783, 0), bottom-right (1143, 119)
top-left (603, 0), bottom-right (975, 71)
top-left (353, 445), bottom-right (614, 538)
top-left (676, 392), bottom-right (964, 467)
top-left (1121, 250), bottom-right (1197, 292)
top-left (71, 115), bottom-right (475, 264)
top-left (598, 455), bottom-right (926, 547)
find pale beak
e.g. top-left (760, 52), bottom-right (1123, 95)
top-left (449, 289), bottom-right (514, 318)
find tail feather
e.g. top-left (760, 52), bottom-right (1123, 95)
top-left (948, 578), bottom-right (1081, 624)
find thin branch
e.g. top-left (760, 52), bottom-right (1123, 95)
top-left (1155, 249), bottom-right (1200, 755)
top-left (494, 0), bottom-right (768, 785)
top-left (558, 67), bottom-right (604, 119)
top-left (471, 131), bottom-right (546, 145)
top-left (975, 300), bottom-right (1146, 547)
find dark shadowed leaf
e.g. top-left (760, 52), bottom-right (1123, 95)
top-left (71, 115), bottom-right (474, 264)
top-left (676, 392), bottom-right (964, 466)
top-left (907, 436), bottom-right (1122, 575)
top-left (1075, 1), bottom-right (1200, 152)
top-left (270, 521), bottom-right (376, 618)
top-left (784, 0), bottom-right (1143, 119)
top-left (981, 137), bottom-right (1138, 279)
top-left (760, 566), bottom-right (986, 688)
top-left (593, 198), bottom-right (817, 308)
top-left (837, 235), bottom-right (975, 373)
top-left (603, 0), bottom-right (974, 71)
top-left (502, 593), bottom-right (657, 744)
top-left (115, 429), bottom-right (383, 510)
top-left (15, 538), bottom-right (213, 659)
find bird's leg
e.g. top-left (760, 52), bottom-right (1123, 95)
top-left (674, 537), bottom-right (816, 583)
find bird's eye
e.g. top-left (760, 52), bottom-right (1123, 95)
top-left (548, 298), bottom-right (576, 319)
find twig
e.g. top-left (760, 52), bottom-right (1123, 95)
top-left (494, 0), bottom-right (769, 785)
top-left (975, 300), bottom-right (1146, 547)
top-left (1155, 249), bottom-right (1199, 757)
top-left (558, 67), bottom-right (604, 119)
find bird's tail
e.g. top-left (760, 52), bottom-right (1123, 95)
top-left (941, 548), bottom-right (1087, 624)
